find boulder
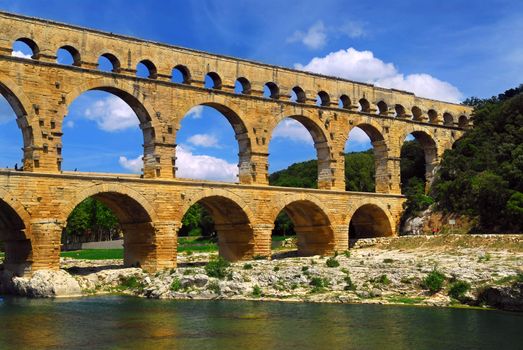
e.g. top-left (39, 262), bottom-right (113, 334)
top-left (12, 270), bottom-right (82, 298)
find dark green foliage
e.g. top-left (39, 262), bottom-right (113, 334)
top-left (170, 277), bottom-right (182, 292)
top-left (344, 150), bottom-right (375, 192)
top-left (372, 274), bottom-right (391, 285)
top-left (309, 277), bottom-right (329, 291)
top-left (448, 280), bottom-right (471, 300)
top-left (243, 263), bottom-right (253, 270)
top-left (64, 198), bottom-right (120, 243)
top-left (272, 211), bottom-right (294, 236)
top-left (204, 256), bottom-right (230, 279)
top-left (119, 276), bottom-right (144, 291)
top-left (422, 269), bottom-right (446, 294)
top-left (269, 159), bottom-right (318, 188)
top-left (343, 275), bottom-right (356, 291)
top-left (432, 87), bottom-right (523, 231)
top-left (252, 285), bottom-right (262, 297)
top-left (326, 257), bottom-right (340, 268)
top-left (179, 203), bottom-right (215, 237)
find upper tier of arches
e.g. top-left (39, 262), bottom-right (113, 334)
top-left (3, 16), bottom-right (472, 129)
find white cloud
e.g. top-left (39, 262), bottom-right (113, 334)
top-left (176, 145), bottom-right (237, 182)
top-left (11, 50), bottom-right (32, 59)
top-left (272, 118), bottom-right (314, 144)
top-left (295, 48), bottom-right (462, 103)
top-left (119, 155), bottom-right (142, 173)
top-left (187, 133), bottom-right (220, 148)
top-left (338, 21), bottom-right (366, 38)
top-left (348, 127), bottom-right (371, 144)
top-left (186, 105), bottom-right (204, 119)
top-left (287, 21), bottom-right (327, 50)
top-left (84, 96), bottom-right (139, 132)
top-left (64, 120), bottom-right (74, 128)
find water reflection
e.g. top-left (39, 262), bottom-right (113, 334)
top-left (0, 296), bottom-right (521, 350)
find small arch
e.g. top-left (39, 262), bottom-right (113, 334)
top-left (205, 72), bottom-right (222, 90)
top-left (349, 204), bottom-right (393, 240)
top-left (458, 115), bottom-right (469, 128)
top-left (359, 98), bottom-right (371, 113)
top-left (443, 112), bottom-right (454, 126)
top-left (400, 130), bottom-right (438, 193)
top-left (377, 101), bottom-right (388, 116)
top-left (395, 104), bottom-right (406, 118)
top-left (411, 106), bottom-right (423, 121)
top-left (98, 53), bottom-right (121, 73)
top-left (235, 77), bottom-right (251, 94)
top-left (339, 95), bottom-right (351, 109)
top-left (12, 38), bottom-right (39, 59)
top-left (317, 91), bottom-right (330, 107)
top-left (291, 86), bottom-right (306, 103)
top-left (56, 45), bottom-right (81, 66)
top-left (136, 59), bottom-right (157, 79)
top-left (264, 82), bottom-right (279, 99)
top-left (428, 109), bottom-right (438, 123)
top-left (172, 65), bottom-right (191, 84)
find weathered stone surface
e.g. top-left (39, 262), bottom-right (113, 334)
top-left (0, 12), bottom-right (472, 277)
top-left (479, 283), bottom-right (523, 312)
top-left (11, 270), bottom-right (82, 298)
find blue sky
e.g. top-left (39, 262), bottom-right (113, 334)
top-left (0, 0), bottom-right (521, 179)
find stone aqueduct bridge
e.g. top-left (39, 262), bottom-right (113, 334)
top-left (0, 12), bottom-right (472, 276)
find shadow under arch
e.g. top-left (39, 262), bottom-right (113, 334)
top-left (270, 195), bottom-right (334, 256)
top-left (62, 184), bottom-right (159, 271)
top-left (345, 122), bottom-right (389, 193)
top-left (180, 193), bottom-right (254, 261)
top-left (177, 101), bottom-right (253, 183)
top-left (61, 79), bottom-right (164, 177)
top-left (400, 128), bottom-right (439, 190)
top-left (0, 188), bottom-right (32, 276)
top-left (270, 114), bottom-right (334, 189)
top-left (0, 79), bottom-right (41, 171)
top-left (349, 203), bottom-right (393, 241)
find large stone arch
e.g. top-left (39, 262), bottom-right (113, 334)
top-left (269, 110), bottom-right (335, 189)
top-left (61, 183), bottom-right (160, 270)
top-left (348, 203), bottom-right (394, 240)
top-left (0, 77), bottom-right (43, 171)
top-left (175, 100), bottom-right (253, 183)
top-left (59, 78), bottom-right (165, 177)
top-left (269, 193), bottom-right (335, 256)
top-left (180, 189), bottom-right (255, 261)
top-left (343, 120), bottom-right (389, 193)
top-left (0, 188), bottom-right (33, 276)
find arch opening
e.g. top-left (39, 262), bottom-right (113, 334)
top-left (458, 115), bottom-right (469, 128)
top-left (0, 83), bottom-right (31, 170)
top-left (428, 109), bottom-right (438, 124)
top-left (359, 98), bottom-right (371, 113)
top-left (179, 196), bottom-right (253, 261)
top-left (172, 65), bottom-right (191, 84)
top-left (349, 204), bottom-right (393, 240)
top-left (291, 86), bottom-right (306, 103)
top-left (98, 53), bottom-right (120, 73)
top-left (377, 101), bottom-right (388, 116)
top-left (62, 88), bottom-right (154, 175)
top-left (339, 95), bottom-right (351, 109)
top-left (443, 112), bottom-right (454, 126)
top-left (400, 131), bottom-right (438, 195)
top-left (272, 200), bottom-right (334, 257)
top-left (12, 38), bottom-right (38, 59)
top-left (234, 77), bottom-right (251, 94)
top-left (205, 72), bottom-right (222, 90)
top-left (395, 104), bottom-right (406, 118)
top-left (344, 124), bottom-right (387, 192)
top-left (263, 82), bottom-right (279, 99)
top-left (62, 192), bottom-right (155, 269)
top-left (269, 116), bottom-right (332, 189)
top-left (316, 91), bottom-right (330, 107)
top-left (56, 46), bottom-right (81, 66)
top-left (0, 199), bottom-right (31, 276)
top-left (136, 60), bottom-right (157, 79)
top-left (176, 103), bottom-right (251, 183)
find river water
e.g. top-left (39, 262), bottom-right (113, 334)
top-left (0, 296), bottom-right (520, 349)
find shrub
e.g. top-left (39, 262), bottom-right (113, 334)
top-left (448, 280), bottom-right (471, 300)
top-left (343, 250), bottom-right (351, 258)
top-left (205, 256), bottom-right (231, 279)
top-left (310, 277), bottom-right (330, 292)
top-left (208, 281), bottom-right (221, 294)
top-left (326, 257), bottom-right (340, 268)
top-left (273, 266), bottom-right (280, 272)
top-left (344, 275), bottom-right (356, 291)
top-left (302, 266), bottom-right (309, 272)
top-left (478, 253), bottom-right (492, 262)
top-left (252, 285), bottom-right (262, 297)
top-left (422, 269), bottom-right (446, 294)
top-left (253, 255), bottom-right (267, 260)
top-left (170, 277), bottom-right (182, 292)
top-left (373, 274), bottom-right (391, 285)
top-left (119, 276), bottom-right (145, 291)
top-left (243, 263), bottom-right (253, 270)
top-left (383, 258), bottom-right (394, 264)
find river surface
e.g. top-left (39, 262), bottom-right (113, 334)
top-left (0, 296), bottom-right (521, 349)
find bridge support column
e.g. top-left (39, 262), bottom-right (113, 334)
top-left (374, 140), bottom-right (401, 194)
top-left (332, 224), bottom-right (350, 252)
top-left (122, 222), bottom-right (159, 271)
top-left (238, 152), bottom-right (269, 185)
top-left (30, 220), bottom-right (63, 272)
top-left (316, 142), bottom-right (337, 190)
top-left (216, 223), bottom-right (254, 261)
top-left (251, 224), bottom-right (273, 258)
top-left (152, 221), bottom-right (179, 270)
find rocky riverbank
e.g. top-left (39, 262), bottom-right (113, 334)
top-left (1, 235), bottom-right (522, 311)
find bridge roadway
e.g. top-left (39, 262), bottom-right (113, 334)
top-left (0, 11), bottom-right (472, 276)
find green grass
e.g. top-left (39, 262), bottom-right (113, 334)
top-left (388, 296), bottom-right (425, 305)
top-left (61, 249), bottom-right (123, 260)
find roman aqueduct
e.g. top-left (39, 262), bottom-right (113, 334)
top-left (0, 12), bottom-right (472, 276)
